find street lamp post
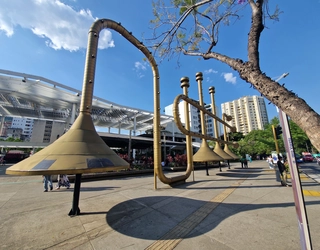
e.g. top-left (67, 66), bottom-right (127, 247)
top-left (275, 73), bottom-right (312, 250)
top-left (162, 132), bottom-right (166, 163)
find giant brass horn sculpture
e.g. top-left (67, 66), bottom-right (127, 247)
top-left (173, 72), bottom-right (239, 175)
top-left (192, 73), bottom-right (223, 164)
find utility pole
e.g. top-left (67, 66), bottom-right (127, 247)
top-left (272, 125), bottom-right (280, 154)
top-left (275, 72), bottom-right (312, 250)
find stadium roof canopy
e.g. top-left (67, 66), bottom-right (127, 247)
top-left (0, 69), bottom-right (174, 133)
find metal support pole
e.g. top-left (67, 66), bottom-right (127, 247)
top-left (272, 125), bottom-right (280, 154)
top-left (69, 174), bottom-right (82, 216)
top-left (172, 121), bottom-right (175, 142)
top-left (128, 130), bottom-right (132, 166)
top-left (205, 162), bottom-right (209, 176)
top-left (133, 115), bottom-right (137, 160)
top-left (163, 132), bottom-right (166, 162)
top-left (278, 110), bottom-right (312, 250)
top-left (70, 103), bottom-right (77, 124)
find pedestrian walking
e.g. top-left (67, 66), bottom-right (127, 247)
top-left (161, 161), bottom-right (165, 168)
top-left (56, 174), bottom-right (71, 189)
top-left (244, 158), bottom-right (248, 168)
top-left (277, 155), bottom-right (288, 186)
top-left (0, 155), bottom-right (5, 165)
top-left (240, 156), bottom-right (248, 168)
top-left (266, 155), bottom-right (274, 169)
top-left (43, 175), bottom-right (53, 192)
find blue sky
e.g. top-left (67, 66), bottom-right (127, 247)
top-left (0, 0), bottom-right (319, 123)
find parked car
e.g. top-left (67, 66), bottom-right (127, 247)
top-left (3, 150), bottom-right (29, 163)
top-left (295, 154), bottom-right (303, 163)
top-left (302, 153), bottom-right (314, 162)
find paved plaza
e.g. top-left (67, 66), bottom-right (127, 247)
top-left (1, 160), bottom-right (320, 250)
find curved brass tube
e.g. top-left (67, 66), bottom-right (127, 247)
top-left (178, 77), bottom-right (194, 180)
top-left (222, 113), bottom-right (238, 147)
top-left (208, 86), bottom-right (234, 160)
top-left (83, 19), bottom-right (190, 188)
top-left (222, 113), bottom-right (240, 159)
top-left (173, 94), bottom-right (238, 147)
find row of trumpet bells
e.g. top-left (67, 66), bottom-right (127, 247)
top-left (193, 141), bottom-right (239, 162)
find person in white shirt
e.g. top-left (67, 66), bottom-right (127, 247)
top-left (266, 155), bottom-right (274, 169)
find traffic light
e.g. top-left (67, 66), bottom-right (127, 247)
top-left (275, 125), bottom-right (282, 139)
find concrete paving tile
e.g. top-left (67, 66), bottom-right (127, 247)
top-left (195, 211), bottom-right (301, 250)
top-left (0, 205), bottom-right (86, 249)
top-left (46, 235), bottom-right (94, 250)
top-left (156, 196), bottom-right (205, 222)
top-left (91, 231), bottom-right (151, 250)
top-left (0, 192), bottom-right (16, 203)
top-left (81, 215), bottom-right (109, 232)
top-left (175, 230), bottom-right (234, 250)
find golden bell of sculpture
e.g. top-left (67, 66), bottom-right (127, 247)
top-left (214, 143), bottom-right (234, 160)
top-left (6, 112), bottom-right (129, 176)
top-left (224, 143), bottom-right (240, 160)
top-left (193, 141), bottom-right (223, 162)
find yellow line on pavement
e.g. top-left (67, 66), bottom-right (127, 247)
top-left (287, 173), bottom-right (308, 180)
top-left (303, 190), bottom-right (320, 196)
top-left (145, 179), bottom-right (246, 250)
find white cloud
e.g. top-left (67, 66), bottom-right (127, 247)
top-left (222, 72), bottom-right (237, 84)
top-left (203, 69), bottom-right (218, 82)
top-left (136, 72), bottom-right (145, 79)
top-left (204, 69), bottom-right (218, 74)
top-left (134, 61), bottom-right (148, 78)
top-left (0, 0), bottom-right (114, 51)
top-left (135, 61), bottom-right (147, 71)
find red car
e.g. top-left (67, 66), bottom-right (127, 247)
top-left (302, 154), bottom-right (314, 162)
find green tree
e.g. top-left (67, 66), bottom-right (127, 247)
top-left (263, 119), bottom-right (284, 153)
top-left (237, 129), bottom-right (276, 157)
top-left (150, 0), bottom-right (320, 151)
top-left (228, 132), bottom-right (244, 142)
top-left (267, 116), bottom-right (311, 154)
top-left (289, 119), bottom-right (310, 154)
top-left (235, 115), bottom-right (311, 156)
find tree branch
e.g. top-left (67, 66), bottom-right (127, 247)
top-left (154, 0), bottom-right (213, 49)
top-left (247, 0), bottom-right (264, 70)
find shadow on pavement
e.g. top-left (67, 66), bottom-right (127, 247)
top-left (104, 195), bottom-right (320, 240)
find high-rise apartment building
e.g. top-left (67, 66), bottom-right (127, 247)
top-left (0, 117), bottom-right (34, 139)
top-left (221, 96), bottom-right (269, 135)
top-left (0, 116), bottom-right (65, 143)
top-left (30, 119), bottom-right (65, 143)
